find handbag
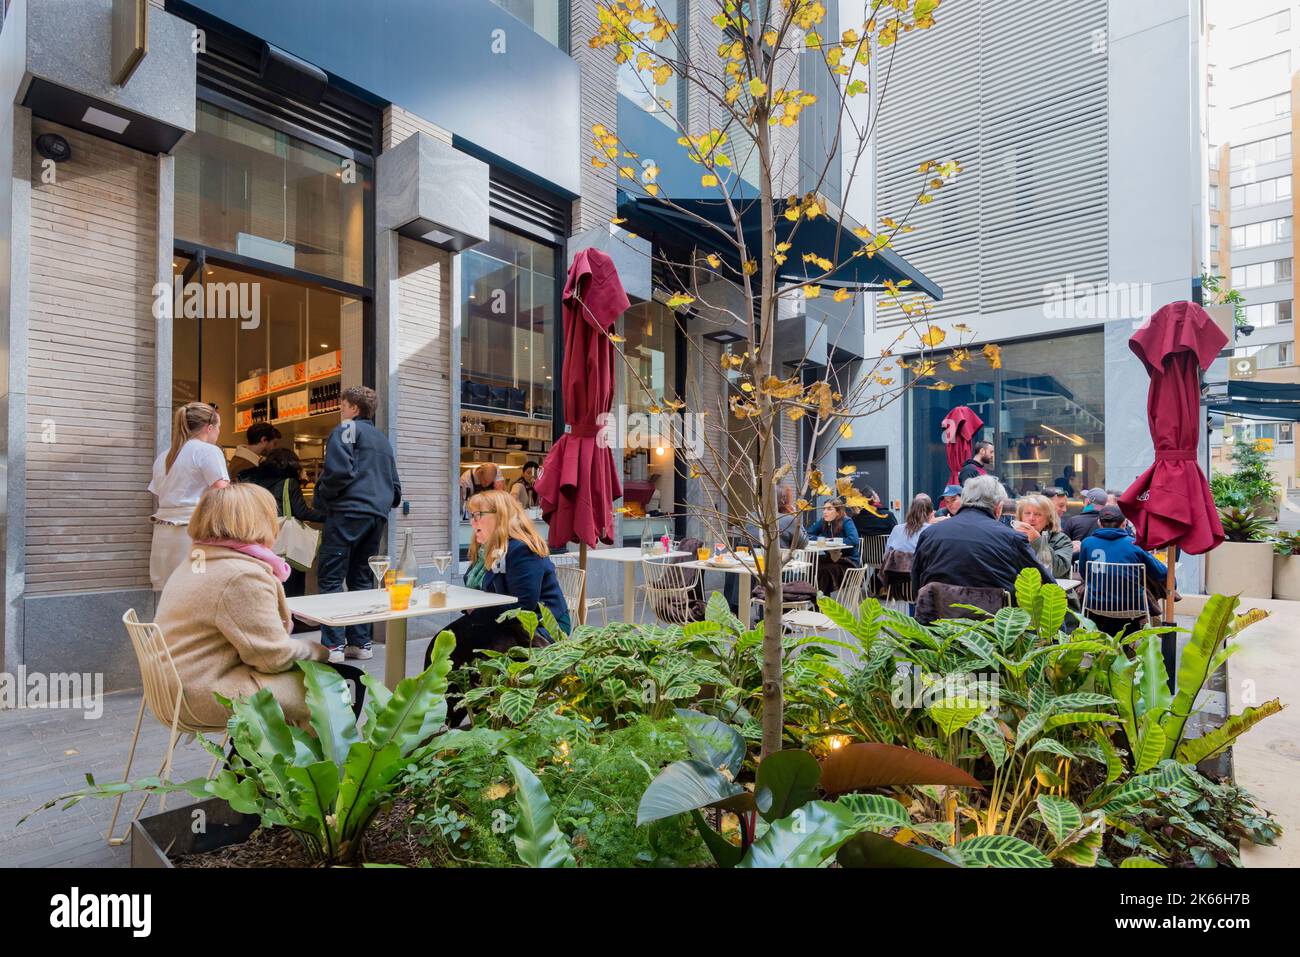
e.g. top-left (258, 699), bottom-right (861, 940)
top-left (273, 480), bottom-right (321, 572)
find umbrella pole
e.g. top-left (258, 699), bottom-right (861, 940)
top-left (578, 542), bottom-right (588, 626)
top-left (1162, 545), bottom-right (1178, 693)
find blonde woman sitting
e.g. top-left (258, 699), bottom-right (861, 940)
top-left (154, 483), bottom-right (345, 728)
top-left (1011, 494), bottom-right (1074, 580)
top-left (430, 489), bottom-right (569, 725)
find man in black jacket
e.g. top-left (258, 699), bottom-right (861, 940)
top-left (957, 440), bottom-right (996, 486)
top-left (1062, 487), bottom-right (1108, 542)
top-left (315, 385), bottom-right (403, 663)
top-left (911, 475), bottom-right (1052, 604)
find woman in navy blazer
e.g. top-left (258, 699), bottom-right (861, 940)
top-left (805, 497), bottom-right (861, 594)
top-left (427, 490), bottom-right (569, 724)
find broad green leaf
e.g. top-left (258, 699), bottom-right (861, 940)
top-left (364, 631), bottom-right (454, 753)
top-left (837, 793), bottom-right (912, 831)
top-left (706, 591), bottom-right (744, 633)
top-left (285, 759), bottom-right (341, 837)
top-left (992, 606), bottom-right (1032, 649)
top-left (738, 800), bottom-right (860, 868)
top-left (228, 688), bottom-right (306, 766)
top-left (1164, 594), bottom-right (1238, 750)
top-left (754, 749), bottom-right (821, 823)
top-left (951, 630), bottom-right (998, 668)
top-left (1036, 794), bottom-right (1082, 846)
top-left (335, 741), bottom-right (404, 842)
top-left (637, 760), bottom-right (746, 825)
top-left (1110, 653), bottom-right (1140, 753)
top-left (1056, 826), bottom-right (1103, 867)
top-left (1136, 633), bottom-right (1172, 720)
top-left (927, 698), bottom-right (986, 736)
top-left (299, 661), bottom-right (362, 766)
top-left (683, 620), bottom-right (724, 638)
top-left (1174, 699), bottom-right (1284, 765)
top-left (1014, 568), bottom-right (1043, 626)
top-left (1096, 729), bottom-right (1124, 784)
top-left (968, 715), bottom-right (1008, 768)
top-left (837, 830), bottom-right (961, 868)
top-left (1037, 583), bottom-right (1068, 638)
top-left (1120, 856), bottom-right (1167, 868)
top-left (206, 769), bottom-right (264, 816)
top-left (1014, 711), bottom-right (1049, 750)
top-left (1042, 711), bottom-right (1115, 732)
top-left (1028, 737), bottom-right (1076, 762)
top-left (497, 687), bottom-right (539, 724)
top-left (505, 756), bottom-right (575, 867)
top-left (675, 708), bottom-right (746, 775)
top-left (1051, 693), bottom-right (1117, 712)
top-left (1133, 713), bottom-right (1166, 773)
top-left (951, 834), bottom-right (1050, 868)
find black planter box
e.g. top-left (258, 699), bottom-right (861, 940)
top-left (130, 797), bottom-right (260, 868)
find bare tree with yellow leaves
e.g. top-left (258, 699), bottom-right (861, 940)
top-left (583, 0), bottom-right (999, 757)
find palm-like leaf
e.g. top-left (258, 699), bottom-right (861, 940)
top-left (505, 756), bottom-right (575, 868)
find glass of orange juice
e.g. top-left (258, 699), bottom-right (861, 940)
top-left (697, 545), bottom-right (710, 562)
top-left (755, 548), bottom-right (766, 575)
top-left (389, 577), bottom-right (416, 611)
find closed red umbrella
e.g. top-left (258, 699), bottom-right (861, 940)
top-left (1118, 300), bottom-right (1226, 687)
top-left (536, 249), bottom-right (628, 604)
top-left (942, 405), bottom-right (983, 486)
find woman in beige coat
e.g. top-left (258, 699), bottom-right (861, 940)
top-left (154, 483), bottom-right (329, 727)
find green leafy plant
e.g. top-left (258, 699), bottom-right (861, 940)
top-left (26, 634), bottom-right (459, 866)
top-left (1217, 506), bottom-right (1272, 543)
top-left (1201, 271), bottom-right (1247, 328)
top-left (1212, 438), bottom-right (1280, 512)
top-left (1273, 530), bottom-right (1300, 556)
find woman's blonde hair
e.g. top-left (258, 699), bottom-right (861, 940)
top-left (166, 402), bottom-right (220, 472)
top-left (189, 483), bottom-right (279, 547)
top-left (1016, 494), bottom-right (1061, 534)
top-left (466, 489), bottom-right (548, 567)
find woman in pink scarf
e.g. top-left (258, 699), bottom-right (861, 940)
top-left (153, 484), bottom-right (361, 728)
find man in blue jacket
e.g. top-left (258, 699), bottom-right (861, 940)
top-left (1077, 506), bottom-right (1168, 636)
top-left (314, 386), bottom-right (403, 663)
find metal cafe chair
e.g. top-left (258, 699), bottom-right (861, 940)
top-left (641, 557), bottom-right (703, 625)
top-left (106, 610), bottom-right (229, 846)
top-left (782, 565), bottom-right (872, 665)
top-left (777, 547), bottom-right (820, 613)
top-left (553, 562), bottom-right (609, 627)
top-left (860, 534), bottom-right (890, 573)
top-left (1082, 561), bottom-right (1151, 628)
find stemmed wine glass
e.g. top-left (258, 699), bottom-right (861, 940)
top-left (368, 554), bottom-right (391, 591)
top-left (432, 552), bottom-right (454, 583)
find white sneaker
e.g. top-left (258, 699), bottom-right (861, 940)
top-left (344, 645), bottom-right (374, 660)
top-left (327, 647), bottom-right (345, 665)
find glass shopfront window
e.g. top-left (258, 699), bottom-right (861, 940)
top-left (175, 101), bottom-right (372, 288)
top-left (618, 300), bottom-right (680, 543)
top-left (909, 330), bottom-right (1106, 504)
top-left (458, 225), bottom-right (559, 548)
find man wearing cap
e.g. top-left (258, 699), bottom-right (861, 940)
top-left (935, 484), bottom-right (963, 518)
top-left (1063, 487), bottom-right (1108, 542)
top-left (1077, 505), bottom-right (1170, 636)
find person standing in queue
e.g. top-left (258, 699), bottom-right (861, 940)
top-left (241, 447), bottom-right (325, 601)
top-left (314, 386), bottom-right (402, 664)
top-left (229, 423), bottom-right (281, 480)
top-left (957, 440), bottom-right (996, 485)
top-left (148, 402), bottom-right (230, 591)
top-left (431, 489), bottom-right (569, 727)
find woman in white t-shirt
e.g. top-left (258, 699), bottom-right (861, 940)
top-left (148, 402), bottom-right (230, 589)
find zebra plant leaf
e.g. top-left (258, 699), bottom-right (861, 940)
top-left (968, 715), bottom-right (1008, 768)
top-left (1174, 699), bottom-right (1284, 766)
top-left (950, 834), bottom-right (1050, 868)
top-left (927, 698), bottom-right (986, 737)
top-left (1133, 713), bottom-right (1166, 773)
top-left (1036, 794), bottom-right (1083, 846)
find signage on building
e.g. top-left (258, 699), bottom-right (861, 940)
top-left (1229, 355), bottom-right (1257, 379)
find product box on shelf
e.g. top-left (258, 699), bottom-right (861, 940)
top-left (308, 349), bottom-right (342, 379)
top-left (268, 362), bottom-right (306, 391)
top-left (235, 408), bottom-right (254, 431)
top-left (236, 374), bottom-right (268, 400)
top-left (276, 389), bottom-right (309, 420)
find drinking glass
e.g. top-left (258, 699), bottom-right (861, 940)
top-left (755, 547), bottom-right (766, 575)
top-left (432, 552), bottom-right (454, 583)
top-left (368, 555), bottom-right (391, 590)
top-left (390, 577), bottom-right (416, 611)
top-left (429, 581), bottom-right (449, 609)
top-left (696, 545), bottom-right (711, 562)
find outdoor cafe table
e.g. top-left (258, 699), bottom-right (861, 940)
top-left (679, 556), bottom-right (812, 628)
top-left (1056, 578), bottom-right (1081, 592)
top-left (286, 586), bottom-right (518, 689)
top-left (583, 546), bottom-right (690, 623)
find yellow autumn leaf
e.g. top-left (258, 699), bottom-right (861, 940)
top-left (592, 124), bottom-right (608, 137)
top-left (743, 260), bottom-right (758, 275)
top-left (591, 156), bottom-right (609, 168)
top-left (838, 465), bottom-right (857, 475)
top-left (619, 166), bottom-right (636, 178)
top-left (610, 217), bottom-right (627, 225)
top-left (787, 407), bottom-right (806, 421)
top-left (764, 29), bottom-right (778, 46)
top-left (983, 343), bottom-right (1003, 369)
top-left (482, 782), bottom-right (511, 801)
top-left (645, 183), bottom-right (660, 196)
top-left (839, 422), bottom-right (853, 439)
top-left (665, 294), bottom-right (695, 309)
top-left (741, 381), bottom-right (754, 392)
top-left (702, 174), bottom-right (719, 187)
top-left (920, 326), bottom-right (946, 347)
top-left (749, 78), bottom-right (768, 97)
top-left (706, 253), bottom-right (722, 268)
top-left (608, 333), bottom-right (626, 343)
top-left (804, 285), bottom-right (822, 299)
top-left (833, 288), bottom-right (851, 303)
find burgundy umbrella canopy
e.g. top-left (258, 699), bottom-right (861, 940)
top-left (942, 405), bottom-right (984, 486)
top-left (1118, 301), bottom-right (1226, 556)
top-left (537, 248), bottom-right (628, 555)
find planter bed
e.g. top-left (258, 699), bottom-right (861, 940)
top-left (131, 796), bottom-right (433, 868)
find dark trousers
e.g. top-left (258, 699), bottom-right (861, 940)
top-left (428, 613), bottom-right (548, 728)
top-left (318, 512), bottom-right (388, 649)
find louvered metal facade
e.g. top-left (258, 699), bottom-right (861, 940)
top-left (488, 171), bottom-right (570, 246)
top-left (872, 0), bottom-right (1109, 327)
